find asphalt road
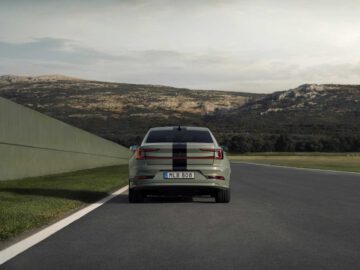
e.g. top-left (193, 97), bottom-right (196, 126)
top-left (2, 163), bottom-right (360, 270)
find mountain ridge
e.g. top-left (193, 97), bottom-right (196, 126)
top-left (0, 75), bottom-right (359, 152)
top-left (1, 74), bottom-right (358, 93)
top-left (0, 74), bottom-right (83, 84)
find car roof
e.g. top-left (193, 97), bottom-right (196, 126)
top-left (148, 126), bottom-right (210, 131)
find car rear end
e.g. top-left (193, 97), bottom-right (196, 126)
top-left (128, 126), bottom-right (231, 203)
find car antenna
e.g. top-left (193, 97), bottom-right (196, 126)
top-left (177, 124), bottom-right (181, 131)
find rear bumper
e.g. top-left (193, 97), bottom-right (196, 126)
top-left (131, 164), bottom-right (229, 176)
top-left (130, 184), bottom-right (228, 196)
top-left (129, 158), bottom-right (231, 196)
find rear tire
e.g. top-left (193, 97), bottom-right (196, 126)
top-left (129, 189), bottom-right (144, 203)
top-left (215, 188), bottom-right (230, 203)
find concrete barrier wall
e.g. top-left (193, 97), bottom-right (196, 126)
top-left (0, 97), bottom-right (129, 180)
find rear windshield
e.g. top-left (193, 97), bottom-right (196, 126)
top-left (146, 129), bottom-right (213, 143)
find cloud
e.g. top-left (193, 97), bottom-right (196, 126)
top-left (0, 38), bottom-right (125, 64)
top-left (1, 1), bottom-right (360, 92)
top-left (1, 37), bottom-right (360, 93)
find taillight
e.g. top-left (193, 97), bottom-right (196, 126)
top-left (136, 148), bottom-right (159, 160)
top-left (200, 148), bottom-right (224, 160)
top-left (135, 148), bottom-right (144, 160)
top-left (214, 148), bottom-right (223, 159)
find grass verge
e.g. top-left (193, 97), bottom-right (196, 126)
top-left (229, 153), bottom-right (360, 173)
top-left (0, 165), bottom-right (128, 243)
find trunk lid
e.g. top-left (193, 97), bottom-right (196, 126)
top-left (140, 143), bottom-right (216, 166)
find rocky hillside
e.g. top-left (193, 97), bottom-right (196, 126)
top-left (240, 84), bottom-right (359, 115)
top-left (206, 84), bottom-right (360, 151)
top-left (0, 75), bottom-right (262, 144)
top-left (0, 75), bottom-right (359, 151)
top-left (0, 75), bottom-right (82, 84)
top-left (210, 84), bottom-right (360, 130)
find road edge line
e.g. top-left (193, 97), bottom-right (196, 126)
top-left (230, 161), bottom-right (360, 175)
top-left (0, 185), bottom-right (129, 265)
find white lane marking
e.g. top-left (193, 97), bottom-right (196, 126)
top-left (0, 185), bottom-right (129, 265)
top-left (231, 161), bottom-right (360, 176)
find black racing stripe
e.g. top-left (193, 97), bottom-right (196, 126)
top-left (173, 126), bottom-right (187, 131)
top-left (173, 143), bottom-right (187, 171)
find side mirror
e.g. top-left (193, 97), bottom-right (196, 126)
top-left (129, 145), bottom-right (139, 152)
top-left (221, 145), bottom-right (229, 152)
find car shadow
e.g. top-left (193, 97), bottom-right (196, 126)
top-left (110, 194), bottom-right (216, 204)
top-left (1, 188), bottom-right (216, 204)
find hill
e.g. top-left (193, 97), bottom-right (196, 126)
top-left (0, 75), bottom-right (262, 146)
top-left (0, 75), bottom-right (83, 84)
top-left (0, 76), bottom-right (359, 152)
top-left (207, 84), bottom-right (360, 151)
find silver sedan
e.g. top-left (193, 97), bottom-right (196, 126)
top-left (128, 126), bottom-right (231, 203)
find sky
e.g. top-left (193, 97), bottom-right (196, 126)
top-left (1, 0), bottom-right (360, 93)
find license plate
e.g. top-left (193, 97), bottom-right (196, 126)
top-left (163, 171), bottom-right (195, 179)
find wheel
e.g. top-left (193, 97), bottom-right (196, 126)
top-left (215, 188), bottom-right (230, 203)
top-left (129, 189), bottom-right (144, 203)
